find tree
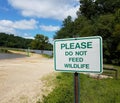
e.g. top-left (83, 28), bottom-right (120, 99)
top-left (31, 34), bottom-right (52, 52)
top-left (54, 16), bottom-right (74, 39)
top-left (31, 34), bottom-right (48, 50)
top-left (74, 16), bottom-right (94, 37)
top-left (0, 33), bottom-right (32, 48)
top-left (54, 0), bottom-right (120, 65)
top-left (77, 0), bottom-right (120, 20)
top-left (77, 0), bottom-right (98, 19)
top-left (96, 0), bottom-right (120, 14)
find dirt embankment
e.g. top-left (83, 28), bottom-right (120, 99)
top-left (0, 51), bottom-right (54, 103)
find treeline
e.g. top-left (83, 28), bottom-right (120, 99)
top-left (0, 33), bottom-right (32, 48)
top-left (54, 0), bottom-right (120, 65)
top-left (0, 33), bottom-right (53, 50)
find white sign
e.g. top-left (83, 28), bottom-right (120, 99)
top-left (54, 36), bottom-right (103, 73)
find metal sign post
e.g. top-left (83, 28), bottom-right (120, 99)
top-left (74, 72), bottom-right (80, 103)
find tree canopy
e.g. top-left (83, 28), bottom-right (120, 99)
top-left (54, 0), bottom-right (120, 65)
top-left (0, 33), bottom-right (32, 48)
top-left (31, 34), bottom-right (53, 50)
top-left (0, 33), bottom-right (53, 51)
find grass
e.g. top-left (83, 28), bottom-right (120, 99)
top-left (42, 54), bottom-right (53, 58)
top-left (41, 73), bottom-right (74, 103)
top-left (0, 48), bottom-right (11, 53)
top-left (0, 47), bottom-right (26, 53)
top-left (38, 65), bottom-right (120, 103)
top-left (80, 74), bottom-right (120, 103)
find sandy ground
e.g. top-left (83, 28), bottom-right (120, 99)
top-left (0, 51), bottom-right (54, 103)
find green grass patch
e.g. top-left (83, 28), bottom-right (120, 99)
top-left (0, 47), bottom-right (26, 52)
top-left (0, 48), bottom-right (11, 53)
top-left (80, 74), bottom-right (120, 103)
top-left (41, 73), bottom-right (74, 103)
top-left (42, 54), bottom-right (53, 58)
top-left (7, 48), bottom-right (26, 52)
top-left (39, 65), bottom-right (120, 103)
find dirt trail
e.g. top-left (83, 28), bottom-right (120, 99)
top-left (0, 52), bottom-right (54, 103)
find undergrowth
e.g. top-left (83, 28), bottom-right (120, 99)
top-left (37, 66), bottom-right (120, 103)
top-left (0, 48), bottom-right (11, 53)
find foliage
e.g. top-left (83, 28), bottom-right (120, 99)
top-left (41, 73), bottom-right (74, 103)
top-left (31, 34), bottom-right (53, 50)
top-left (0, 48), bottom-right (11, 53)
top-left (54, 0), bottom-right (120, 65)
top-left (54, 16), bottom-right (75, 39)
top-left (0, 33), bottom-right (53, 51)
top-left (77, 0), bottom-right (98, 19)
top-left (0, 33), bottom-right (32, 48)
top-left (42, 54), bottom-right (53, 58)
top-left (41, 67), bottom-right (120, 103)
top-left (80, 74), bottom-right (120, 103)
top-left (77, 0), bottom-right (120, 19)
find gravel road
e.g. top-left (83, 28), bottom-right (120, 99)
top-left (0, 52), bottom-right (54, 103)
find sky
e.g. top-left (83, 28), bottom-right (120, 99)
top-left (0, 0), bottom-right (80, 41)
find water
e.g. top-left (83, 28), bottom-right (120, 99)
top-left (29, 49), bottom-right (53, 56)
top-left (0, 53), bottom-right (27, 60)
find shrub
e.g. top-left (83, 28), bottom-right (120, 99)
top-left (0, 48), bottom-right (10, 53)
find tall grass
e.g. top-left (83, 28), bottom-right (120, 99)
top-left (39, 66), bottom-right (120, 103)
top-left (80, 74), bottom-right (120, 103)
top-left (42, 54), bottom-right (53, 58)
top-left (0, 48), bottom-right (11, 53)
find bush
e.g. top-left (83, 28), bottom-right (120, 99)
top-left (0, 48), bottom-right (10, 53)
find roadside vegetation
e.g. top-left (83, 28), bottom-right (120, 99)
top-left (0, 48), bottom-right (11, 53)
top-left (42, 54), bottom-right (53, 59)
top-left (38, 65), bottom-right (120, 103)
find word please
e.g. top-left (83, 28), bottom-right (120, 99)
top-left (61, 42), bottom-right (92, 50)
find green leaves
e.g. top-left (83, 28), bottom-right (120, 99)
top-left (0, 33), bottom-right (32, 48)
top-left (54, 16), bottom-right (74, 39)
top-left (54, 0), bottom-right (120, 65)
top-left (31, 34), bottom-right (53, 50)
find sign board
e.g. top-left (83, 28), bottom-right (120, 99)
top-left (54, 36), bottom-right (103, 73)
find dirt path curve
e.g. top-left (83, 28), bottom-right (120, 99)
top-left (0, 52), bottom-right (54, 103)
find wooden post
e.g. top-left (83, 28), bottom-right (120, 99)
top-left (74, 72), bottom-right (80, 103)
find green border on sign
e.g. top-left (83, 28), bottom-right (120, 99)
top-left (54, 36), bottom-right (103, 74)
